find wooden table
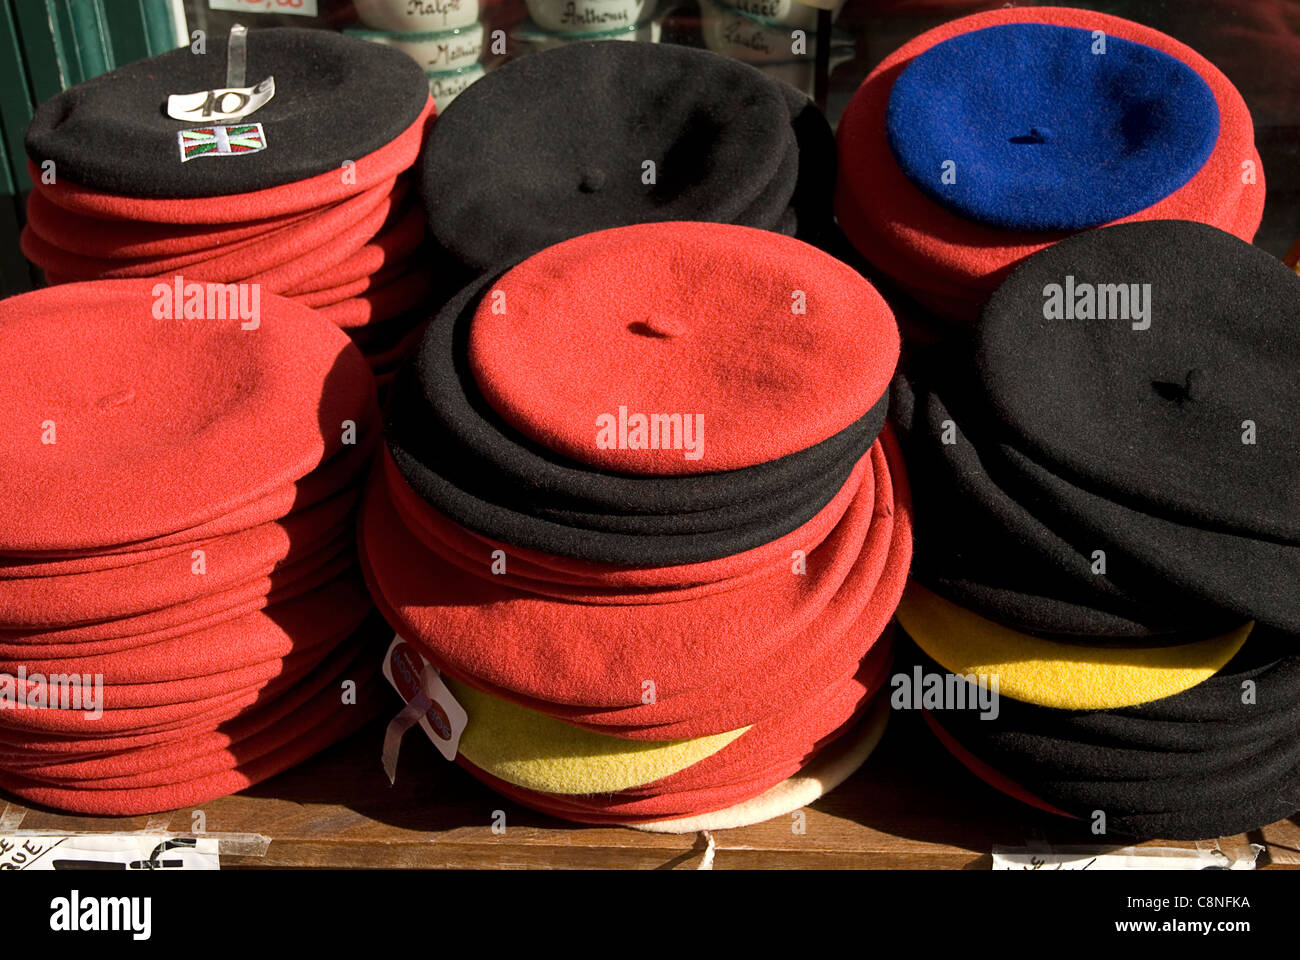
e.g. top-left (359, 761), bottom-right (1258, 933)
top-left (3, 710), bottom-right (1292, 869)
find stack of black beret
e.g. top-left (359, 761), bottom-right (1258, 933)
top-left (904, 630), bottom-right (1300, 839)
top-left (894, 219), bottom-right (1300, 839)
top-left (417, 40), bottom-right (837, 289)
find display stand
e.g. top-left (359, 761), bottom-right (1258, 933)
top-left (3, 710), bottom-right (1290, 870)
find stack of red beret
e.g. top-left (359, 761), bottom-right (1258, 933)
top-left (835, 7), bottom-right (1264, 325)
top-left (20, 28), bottom-right (436, 389)
top-left (362, 221), bottom-right (913, 827)
top-left (0, 281), bottom-right (386, 815)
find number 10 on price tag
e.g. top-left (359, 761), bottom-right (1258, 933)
top-left (167, 76), bottom-right (275, 123)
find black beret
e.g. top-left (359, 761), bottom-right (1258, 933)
top-left (26, 28), bottom-right (428, 198)
top-left (418, 40), bottom-right (835, 274)
top-left (905, 632), bottom-right (1300, 839)
top-left (974, 221), bottom-right (1300, 633)
top-left (979, 219), bottom-right (1300, 542)
top-left (891, 360), bottom-right (1233, 640)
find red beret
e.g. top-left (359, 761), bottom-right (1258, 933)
top-left (468, 221), bottom-right (899, 474)
top-left (0, 281), bottom-right (375, 552)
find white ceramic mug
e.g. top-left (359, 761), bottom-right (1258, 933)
top-left (725, 0), bottom-right (845, 30)
top-left (426, 63), bottom-right (487, 110)
top-left (512, 18), bottom-right (661, 52)
top-left (347, 23), bottom-right (486, 72)
top-left (700, 0), bottom-right (805, 63)
top-left (355, 0), bottom-right (482, 33)
top-left (523, 0), bottom-right (655, 33)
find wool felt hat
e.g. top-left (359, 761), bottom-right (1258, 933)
top-left (834, 7), bottom-right (1262, 321)
top-left (26, 93), bottom-right (432, 225)
top-left (0, 486), bottom-right (358, 580)
top-left (0, 575), bottom-right (375, 742)
top-left (0, 574), bottom-right (372, 735)
top-left (992, 447), bottom-right (1300, 636)
top-left (897, 584), bottom-right (1253, 711)
top-left (466, 221), bottom-right (898, 475)
top-left (25, 29), bottom-right (429, 200)
top-left (845, 159), bottom-right (1264, 326)
top-left (0, 646), bottom-right (366, 782)
top-left (418, 40), bottom-right (836, 276)
top-left (284, 210), bottom-right (427, 296)
top-left (22, 189), bottom-right (321, 260)
top-left (379, 447), bottom-right (864, 603)
top-left (969, 221), bottom-right (1300, 633)
top-left (0, 654), bottom-right (315, 742)
top-left (302, 265), bottom-right (427, 321)
top-left (891, 363), bottom-right (1233, 639)
top-left (978, 219), bottom-right (1300, 544)
top-left (361, 429), bottom-right (911, 739)
top-left (919, 676), bottom-right (1300, 840)
top-left (474, 675), bottom-right (882, 820)
top-left (455, 691), bottom-right (889, 825)
top-left (608, 642), bottom-right (893, 799)
top-left (0, 623), bottom-right (352, 734)
top-left (20, 177), bottom-right (404, 285)
top-left (903, 628), bottom-right (1300, 838)
top-left (0, 695), bottom-right (373, 815)
top-left (634, 699), bottom-right (890, 832)
top-left (388, 360), bottom-right (881, 566)
top-left (3, 671), bottom-right (378, 790)
top-left (20, 29), bottom-right (435, 375)
top-left (364, 435), bottom-right (895, 708)
top-left (386, 250), bottom-right (893, 565)
top-left (296, 271), bottom-right (396, 310)
top-left (0, 541), bottom-right (357, 654)
top-left (365, 531), bottom-right (906, 751)
top-left (0, 631), bottom-right (385, 815)
top-left (0, 505), bottom-right (353, 629)
top-left (884, 23), bottom-right (1220, 232)
top-left (904, 629), bottom-right (1300, 759)
top-left (0, 589), bottom-right (358, 725)
top-left (0, 641), bottom-right (345, 755)
top-left (0, 281), bottom-right (377, 553)
top-left (1, 618), bottom-right (377, 765)
top-left (399, 247), bottom-right (891, 516)
top-left (921, 711), bottom-right (1075, 818)
top-left (446, 674), bottom-right (750, 796)
top-left (0, 424), bottom-right (379, 562)
top-left (5, 638), bottom-right (346, 716)
top-left (0, 572), bottom-right (372, 691)
top-left (317, 270), bottom-right (434, 330)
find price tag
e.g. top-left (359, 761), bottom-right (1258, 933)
top-left (208, 0), bottom-right (320, 17)
top-left (380, 637), bottom-right (468, 781)
top-left (992, 844), bottom-right (1260, 870)
top-left (167, 76), bottom-right (275, 123)
top-left (0, 835), bottom-right (220, 871)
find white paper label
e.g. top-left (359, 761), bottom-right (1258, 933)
top-left (992, 844), bottom-right (1260, 870)
top-left (208, 0), bottom-right (319, 17)
top-left (381, 636), bottom-right (467, 766)
top-left (0, 835), bottom-right (220, 871)
top-left (167, 76), bottom-right (275, 123)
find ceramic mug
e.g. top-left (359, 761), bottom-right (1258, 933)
top-left (347, 23), bottom-right (486, 72)
top-left (355, 0), bottom-right (481, 33)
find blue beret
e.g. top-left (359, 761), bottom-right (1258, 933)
top-left (885, 23), bottom-right (1220, 231)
